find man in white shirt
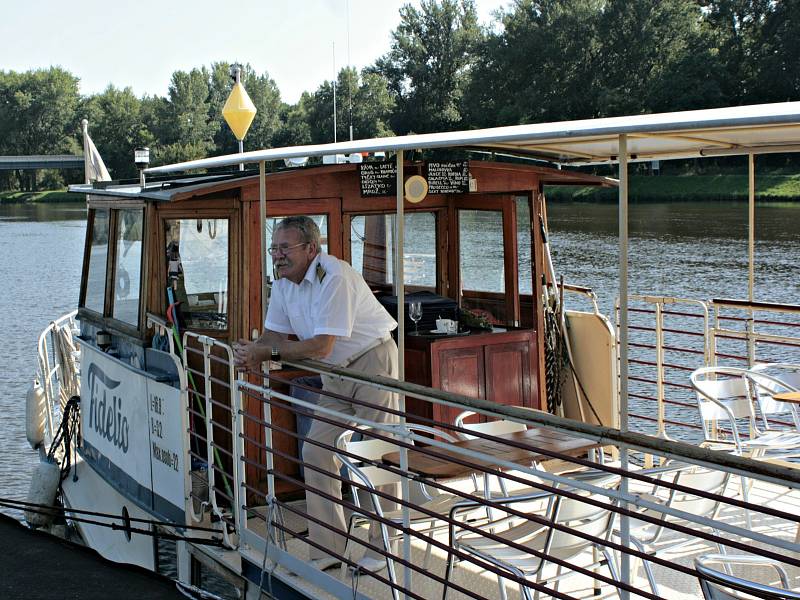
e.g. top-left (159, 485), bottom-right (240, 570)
top-left (234, 215), bottom-right (399, 572)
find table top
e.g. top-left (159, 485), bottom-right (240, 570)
top-left (773, 391), bottom-right (800, 403)
top-left (382, 427), bottom-right (600, 480)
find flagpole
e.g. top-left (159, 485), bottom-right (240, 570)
top-left (81, 119), bottom-right (90, 184)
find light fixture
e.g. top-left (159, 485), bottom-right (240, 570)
top-left (134, 147), bottom-right (150, 169)
top-left (134, 147), bottom-right (150, 188)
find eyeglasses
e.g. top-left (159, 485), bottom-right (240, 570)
top-left (268, 242), bottom-right (308, 256)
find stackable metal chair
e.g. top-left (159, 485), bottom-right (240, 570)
top-left (695, 553), bottom-right (800, 599)
top-left (454, 410), bottom-right (529, 497)
top-left (690, 366), bottom-right (800, 459)
top-left (745, 363), bottom-right (800, 433)
top-left (443, 472), bottom-right (622, 600)
top-left (623, 463), bottom-right (731, 595)
top-left (335, 424), bottom-right (482, 598)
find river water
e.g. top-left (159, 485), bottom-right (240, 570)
top-left (1, 200), bottom-right (798, 521)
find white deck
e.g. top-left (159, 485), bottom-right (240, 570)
top-left (196, 466), bottom-right (800, 600)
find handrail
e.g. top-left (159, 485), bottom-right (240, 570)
top-left (275, 357), bottom-right (800, 488)
top-left (230, 363), bottom-right (800, 600)
top-left (182, 331), bottom-right (238, 548)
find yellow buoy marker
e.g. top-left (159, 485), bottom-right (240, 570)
top-left (222, 81), bottom-right (257, 141)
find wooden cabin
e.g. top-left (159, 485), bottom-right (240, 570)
top-left (76, 159), bottom-right (613, 496)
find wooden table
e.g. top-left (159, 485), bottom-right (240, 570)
top-left (773, 391), bottom-right (800, 403)
top-left (382, 428), bottom-right (600, 480)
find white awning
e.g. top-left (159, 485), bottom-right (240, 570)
top-left (146, 102), bottom-right (800, 174)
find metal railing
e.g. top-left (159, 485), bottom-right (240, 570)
top-left (36, 310), bottom-right (79, 446)
top-left (182, 331), bottom-right (239, 548)
top-left (619, 297), bottom-right (800, 442)
top-left (221, 357), bottom-right (800, 600)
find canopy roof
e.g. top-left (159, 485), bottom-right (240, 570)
top-left (146, 102), bottom-right (800, 175)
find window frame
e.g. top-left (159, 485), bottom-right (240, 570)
top-left (78, 201), bottom-right (147, 339)
top-left (157, 206), bottom-right (238, 336)
top-left (343, 207), bottom-right (446, 295)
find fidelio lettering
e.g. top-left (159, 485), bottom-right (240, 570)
top-left (87, 362), bottom-right (130, 453)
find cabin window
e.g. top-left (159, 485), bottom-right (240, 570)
top-left (516, 196), bottom-right (533, 294)
top-left (266, 215), bottom-right (328, 283)
top-left (459, 209), bottom-right (505, 293)
top-left (350, 212), bottom-right (436, 289)
top-left (111, 209), bottom-right (144, 326)
top-left (164, 218), bottom-right (229, 330)
top-left (83, 208), bottom-right (110, 314)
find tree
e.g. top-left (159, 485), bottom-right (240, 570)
top-left (751, 0), bottom-right (800, 103)
top-left (463, 0), bottom-right (605, 126)
top-left (595, 0), bottom-right (718, 115)
top-left (154, 68), bottom-right (218, 164)
top-left (373, 0), bottom-right (482, 134)
top-left (299, 67), bottom-right (395, 145)
top-left (0, 67), bottom-right (80, 189)
top-left (79, 86), bottom-right (155, 179)
top-left (700, 0), bottom-right (773, 104)
top-left (273, 95), bottom-right (314, 148)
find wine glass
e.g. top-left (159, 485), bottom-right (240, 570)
top-left (409, 301), bottom-right (423, 333)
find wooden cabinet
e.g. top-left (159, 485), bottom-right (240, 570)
top-left (404, 329), bottom-right (535, 427)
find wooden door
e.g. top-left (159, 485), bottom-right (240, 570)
top-left (433, 345), bottom-right (485, 425)
top-left (484, 336), bottom-right (532, 408)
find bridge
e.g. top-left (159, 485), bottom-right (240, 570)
top-left (0, 155), bottom-right (84, 170)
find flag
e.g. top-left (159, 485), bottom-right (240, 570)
top-left (82, 120), bottom-right (111, 183)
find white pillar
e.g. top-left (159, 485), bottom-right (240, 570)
top-left (618, 134), bottom-right (630, 598)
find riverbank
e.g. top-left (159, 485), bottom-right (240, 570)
top-left (546, 173), bottom-right (800, 202)
top-left (3, 172), bottom-right (800, 204)
top-left (0, 190), bottom-right (84, 204)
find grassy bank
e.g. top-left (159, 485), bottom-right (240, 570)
top-left (0, 190), bottom-right (85, 204)
top-left (546, 174), bottom-right (800, 203)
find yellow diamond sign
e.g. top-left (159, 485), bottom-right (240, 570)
top-left (222, 81), bottom-right (257, 141)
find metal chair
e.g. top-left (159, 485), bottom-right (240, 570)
top-left (454, 410), bottom-right (530, 497)
top-left (623, 463), bottom-right (731, 595)
top-left (335, 423), bottom-right (483, 598)
top-left (695, 553), bottom-right (800, 599)
top-left (443, 471), bottom-right (622, 600)
top-left (690, 366), bottom-right (800, 459)
top-left (745, 363), bottom-right (800, 433)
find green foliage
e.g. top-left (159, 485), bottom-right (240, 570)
top-left (1, 0), bottom-right (799, 194)
top-left (374, 0), bottom-right (482, 133)
top-left (546, 174), bottom-right (800, 203)
top-left (300, 67), bottom-right (395, 144)
top-left (79, 86), bottom-right (155, 179)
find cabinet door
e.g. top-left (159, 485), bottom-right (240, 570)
top-left (434, 346), bottom-right (485, 424)
top-left (484, 340), bottom-right (531, 407)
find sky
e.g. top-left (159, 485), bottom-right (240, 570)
top-left (1, 0), bottom-right (508, 104)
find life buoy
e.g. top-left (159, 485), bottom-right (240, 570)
top-left (117, 267), bottom-right (130, 298)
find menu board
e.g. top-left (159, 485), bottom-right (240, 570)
top-left (426, 160), bottom-right (470, 194)
top-left (359, 161), bottom-right (397, 197)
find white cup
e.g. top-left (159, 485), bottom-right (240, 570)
top-left (436, 318), bottom-right (457, 333)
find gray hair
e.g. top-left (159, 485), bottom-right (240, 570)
top-left (275, 215), bottom-right (321, 249)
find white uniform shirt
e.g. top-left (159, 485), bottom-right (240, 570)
top-left (265, 253), bottom-right (397, 365)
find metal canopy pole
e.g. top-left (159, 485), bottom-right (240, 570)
top-left (394, 150), bottom-right (411, 595)
top-left (260, 161), bottom-right (268, 333)
top-left (618, 134), bottom-right (631, 597)
top-left (747, 153), bottom-right (756, 365)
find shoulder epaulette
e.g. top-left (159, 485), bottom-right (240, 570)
top-left (316, 263), bottom-right (326, 283)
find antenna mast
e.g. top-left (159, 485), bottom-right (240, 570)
top-left (332, 42), bottom-right (337, 143)
top-left (347, 0), bottom-right (353, 141)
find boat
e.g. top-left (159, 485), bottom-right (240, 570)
top-left (27, 102), bottom-right (800, 599)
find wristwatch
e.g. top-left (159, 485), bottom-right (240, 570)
top-left (271, 346), bottom-right (281, 362)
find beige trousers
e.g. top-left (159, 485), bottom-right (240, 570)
top-left (302, 337), bottom-right (401, 561)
